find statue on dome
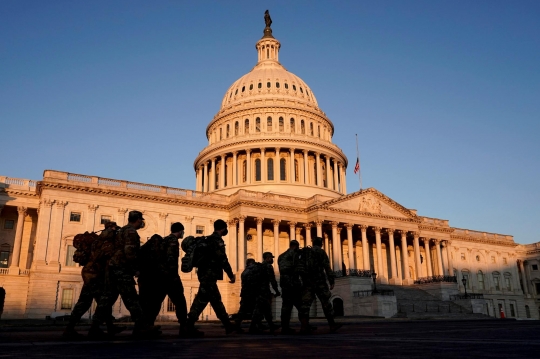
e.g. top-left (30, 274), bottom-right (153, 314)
top-left (264, 10), bottom-right (272, 28)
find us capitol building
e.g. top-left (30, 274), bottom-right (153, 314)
top-left (1, 18), bottom-right (539, 321)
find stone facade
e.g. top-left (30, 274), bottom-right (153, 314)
top-left (0, 23), bottom-right (537, 321)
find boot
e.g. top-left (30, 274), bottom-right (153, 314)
top-left (248, 321), bottom-right (265, 335)
top-left (234, 318), bottom-right (245, 333)
top-left (280, 316), bottom-right (295, 334)
top-left (223, 318), bottom-right (236, 335)
top-left (106, 322), bottom-right (127, 336)
top-left (299, 317), bottom-right (312, 335)
top-left (327, 316), bottom-right (342, 333)
top-left (132, 321), bottom-right (162, 338)
top-left (268, 322), bottom-right (281, 334)
top-left (62, 324), bottom-right (84, 340)
top-left (184, 318), bottom-right (204, 338)
top-left (88, 322), bottom-right (108, 340)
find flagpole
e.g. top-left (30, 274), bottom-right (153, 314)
top-left (356, 134), bottom-right (362, 190)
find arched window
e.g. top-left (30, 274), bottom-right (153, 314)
top-left (290, 118), bottom-right (295, 133)
top-left (276, 82), bottom-right (280, 88)
top-left (493, 272), bottom-right (501, 290)
top-left (226, 124), bottom-right (230, 138)
top-left (235, 89), bottom-right (238, 95)
top-left (284, 83), bottom-right (288, 89)
top-left (224, 163), bottom-right (228, 187)
top-left (244, 119), bottom-right (249, 134)
top-left (310, 122), bottom-right (314, 136)
top-left (294, 159), bottom-right (299, 181)
top-left (322, 163), bottom-right (327, 187)
top-left (242, 160), bottom-right (247, 182)
top-left (249, 84), bottom-right (253, 90)
top-left (477, 270), bottom-right (484, 290)
top-left (504, 273), bottom-right (512, 291)
top-left (266, 48), bottom-right (269, 59)
top-left (256, 118), bottom-right (261, 132)
top-left (313, 162), bottom-right (317, 186)
top-left (267, 117), bottom-right (272, 132)
top-left (300, 87), bottom-right (304, 93)
top-left (242, 86), bottom-right (245, 92)
top-left (293, 85), bottom-right (297, 91)
top-left (255, 159), bottom-right (261, 181)
top-left (279, 117), bottom-right (284, 132)
top-left (267, 82), bottom-right (271, 88)
top-left (219, 128), bottom-right (222, 140)
top-left (215, 166), bottom-right (220, 189)
top-left (267, 158), bottom-right (274, 180)
top-left (258, 82), bottom-right (262, 89)
top-left (235, 121), bottom-right (239, 135)
top-left (301, 120), bottom-right (305, 134)
top-left (318, 125), bottom-right (321, 138)
top-left (280, 158), bottom-right (286, 181)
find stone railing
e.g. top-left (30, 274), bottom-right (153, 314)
top-left (0, 268), bottom-right (8, 275)
top-left (414, 275), bottom-right (457, 285)
top-left (450, 293), bottom-right (484, 300)
top-left (420, 216), bottom-right (449, 227)
top-left (451, 227), bottom-right (514, 243)
top-left (0, 176), bottom-right (37, 191)
top-left (353, 290), bottom-right (394, 297)
top-left (334, 269), bottom-right (372, 278)
top-left (229, 189), bottom-right (309, 207)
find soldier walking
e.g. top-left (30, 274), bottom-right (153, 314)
top-left (298, 236), bottom-right (342, 334)
top-left (234, 258), bottom-right (257, 332)
top-left (138, 222), bottom-right (188, 335)
top-left (185, 219), bottom-right (236, 337)
top-left (278, 240), bottom-right (302, 334)
top-left (89, 211), bottom-right (160, 338)
top-left (249, 252), bottom-right (280, 334)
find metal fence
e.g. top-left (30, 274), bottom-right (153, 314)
top-left (353, 290), bottom-right (395, 297)
top-left (413, 275), bottom-right (457, 284)
top-left (450, 293), bottom-right (484, 300)
top-left (334, 269), bottom-right (372, 278)
top-left (398, 303), bottom-right (472, 314)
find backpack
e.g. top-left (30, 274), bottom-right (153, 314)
top-left (95, 227), bottom-right (121, 262)
top-left (139, 234), bottom-right (164, 272)
top-left (295, 246), bottom-right (314, 278)
top-left (278, 249), bottom-right (297, 275)
top-left (242, 262), bottom-right (268, 288)
top-left (72, 231), bottom-right (99, 265)
top-left (180, 235), bottom-right (207, 273)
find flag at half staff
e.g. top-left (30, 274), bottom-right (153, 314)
top-left (354, 157), bottom-right (360, 174)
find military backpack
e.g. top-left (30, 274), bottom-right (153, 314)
top-left (295, 246), bottom-right (314, 278)
top-left (72, 231), bottom-right (99, 265)
top-left (139, 234), bottom-right (164, 272)
top-left (180, 235), bottom-right (208, 273)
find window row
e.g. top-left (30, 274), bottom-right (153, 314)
top-left (460, 270), bottom-right (513, 291)
top-left (228, 82), bottom-right (312, 100)
top-left (68, 212), bottom-right (112, 225)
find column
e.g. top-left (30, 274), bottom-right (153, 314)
top-left (296, 227), bottom-right (302, 247)
top-left (374, 227), bottom-right (385, 282)
top-left (518, 260), bottom-right (529, 295)
top-left (330, 222), bottom-right (339, 271)
top-left (220, 154), bottom-right (226, 188)
top-left (195, 167), bottom-right (201, 192)
top-left (289, 148), bottom-right (295, 183)
top-left (87, 204), bottom-right (98, 232)
top-left (47, 201), bottom-right (67, 266)
top-left (325, 155), bottom-right (331, 188)
top-left (34, 199), bottom-right (54, 266)
top-left (228, 219), bottom-right (238, 273)
top-left (324, 233), bottom-right (330, 258)
top-left (413, 232), bottom-right (422, 279)
top-left (399, 230), bottom-right (412, 284)
top-left (303, 150), bottom-right (309, 184)
top-left (261, 148), bottom-right (266, 183)
top-left (274, 147), bottom-right (280, 181)
top-left (315, 220), bottom-right (323, 238)
top-left (333, 160), bottom-right (338, 191)
top-left (289, 221), bottom-right (297, 241)
top-left (210, 158), bottom-right (216, 191)
top-left (422, 237), bottom-right (433, 277)
top-left (434, 239), bottom-right (444, 276)
top-left (203, 162), bottom-right (209, 192)
top-left (441, 241), bottom-right (449, 276)
top-left (341, 164), bottom-right (347, 194)
top-left (232, 151), bottom-right (238, 186)
top-left (304, 223), bottom-right (312, 247)
top-left (158, 213), bottom-right (168, 236)
top-left (272, 220), bottom-right (280, 271)
top-left (315, 152), bottom-right (322, 187)
top-left (10, 207), bottom-right (27, 269)
top-left (386, 228), bottom-right (398, 284)
top-left (346, 224), bottom-right (354, 271)
top-left (246, 150), bottom-right (252, 184)
top-left (445, 240), bottom-right (454, 276)
top-left (360, 225), bottom-right (370, 271)
top-left (238, 216), bottom-right (246, 271)
top-left (256, 217), bottom-right (264, 262)
top-left (117, 208), bottom-right (127, 227)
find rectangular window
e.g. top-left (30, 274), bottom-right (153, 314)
top-left (65, 245), bottom-right (76, 267)
top-left (196, 226), bottom-right (204, 235)
top-left (167, 297), bottom-right (176, 312)
top-left (0, 251), bottom-right (9, 268)
top-left (61, 288), bottom-right (74, 310)
top-left (510, 304), bottom-right (515, 317)
top-left (505, 277), bottom-right (511, 291)
top-left (3, 220), bottom-right (14, 229)
top-left (70, 212), bottom-right (81, 222)
top-left (100, 215), bottom-right (111, 225)
top-left (460, 253), bottom-right (465, 260)
top-left (503, 258), bottom-right (507, 264)
top-left (494, 276), bottom-right (500, 291)
top-left (532, 264), bottom-right (539, 271)
top-left (491, 256), bottom-right (496, 263)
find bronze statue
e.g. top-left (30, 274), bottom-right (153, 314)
top-left (264, 10), bottom-right (272, 28)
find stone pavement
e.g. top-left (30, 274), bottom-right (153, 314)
top-left (0, 318), bottom-right (539, 358)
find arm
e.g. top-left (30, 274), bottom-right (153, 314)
top-left (165, 237), bottom-right (179, 274)
top-left (124, 228), bottom-right (141, 272)
top-left (216, 240), bottom-right (234, 282)
top-left (268, 264), bottom-right (280, 295)
top-left (322, 251), bottom-right (335, 287)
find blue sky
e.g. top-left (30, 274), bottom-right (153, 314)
top-left (1, 1), bottom-right (539, 243)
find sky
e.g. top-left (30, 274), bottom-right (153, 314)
top-left (1, 1), bottom-right (539, 243)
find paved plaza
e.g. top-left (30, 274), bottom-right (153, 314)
top-left (0, 318), bottom-right (539, 358)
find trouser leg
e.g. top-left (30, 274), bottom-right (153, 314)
top-left (68, 283), bottom-right (94, 328)
top-left (166, 276), bottom-right (187, 325)
top-left (187, 282), bottom-right (211, 322)
top-left (315, 284), bottom-right (334, 325)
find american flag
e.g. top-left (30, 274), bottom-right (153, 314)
top-left (353, 157), bottom-right (360, 174)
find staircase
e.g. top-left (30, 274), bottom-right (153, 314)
top-left (378, 284), bottom-right (492, 320)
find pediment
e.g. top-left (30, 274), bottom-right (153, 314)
top-left (323, 188), bottom-right (417, 219)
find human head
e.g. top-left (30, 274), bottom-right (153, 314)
top-left (128, 211), bottom-right (144, 229)
top-left (246, 258), bottom-right (256, 267)
top-left (104, 221), bottom-right (119, 230)
top-left (171, 222), bottom-right (185, 238)
top-left (289, 240), bottom-right (299, 250)
top-left (312, 236), bottom-right (323, 247)
top-left (213, 219), bottom-right (228, 236)
top-left (263, 252), bottom-right (274, 264)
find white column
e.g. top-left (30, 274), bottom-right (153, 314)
top-left (195, 167), bottom-right (200, 192)
top-left (238, 216), bottom-right (246, 271)
top-left (386, 228), bottom-right (398, 283)
top-left (256, 217), bottom-right (264, 262)
top-left (304, 223), bottom-right (312, 247)
top-left (261, 148), bottom-right (266, 183)
top-left (399, 230), bottom-right (412, 284)
top-left (331, 222), bottom-right (340, 271)
top-left (246, 150), bottom-right (252, 184)
top-left (117, 208), bottom-right (127, 227)
top-left (360, 225), bottom-right (370, 270)
top-left (289, 221), bottom-right (296, 241)
top-left (413, 232), bottom-right (422, 279)
top-left (289, 148), bottom-right (295, 183)
top-left (159, 213), bottom-right (168, 236)
top-left (445, 240), bottom-right (454, 276)
top-left (296, 227), bottom-right (303, 247)
top-left (47, 201), bottom-right (67, 266)
top-left (315, 152), bottom-right (322, 187)
top-left (325, 155), bottom-right (331, 188)
top-left (303, 150), bottom-right (309, 184)
top-left (87, 204), bottom-right (97, 232)
top-left (518, 260), bottom-right (529, 295)
top-left (228, 219), bottom-right (238, 273)
top-left (316, 220), bottom-right (323, 238)
top-left (274, 147), bottom-right (280, 181)
top-left (333, 160), bottom-right (338, 191)
top-left (220, 154), bottom-right (226, 189)
top-left (435, 239), bottom-right (444, 276)
top-left (346, 224), bottom-right (355, 271)
top-left (374, 227), bottom-right (385, 282)
top-left (34, 199), bottom-right (54, 266)
top-left (210, 158), bottom-right (216, 191)
top-left (203, 162), bottom-right (209, 192)
top-left (441, 241), bottom-right (449, 275)
top-left (342, 164), bottom-right (347, 194)
top-left (232, 151), bottom-right (238, 186)
top-left (324, 233), bottom-right (330, 258)
top-left (272, 219), bottom-right (280, 271)
top-left (10, 207), bottom-right (27, 268)
top-left (423, 237), bottom-right (433, 277)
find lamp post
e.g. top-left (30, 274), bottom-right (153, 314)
top-left (372, 272), bottom-right (378, 294)
top-left (462, 277), bottom-right (468, 298)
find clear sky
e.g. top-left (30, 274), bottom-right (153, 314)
top-left (1, 1), bottom-right (539, 243)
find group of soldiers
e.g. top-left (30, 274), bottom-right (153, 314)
top-left (63, 210), bottom-right (340, 339)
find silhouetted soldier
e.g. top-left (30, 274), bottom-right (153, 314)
top-left (278, 240), bottom-right (302, 334)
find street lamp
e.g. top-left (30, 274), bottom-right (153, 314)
top-left (372, 272), bottom-right (378, 294)
top-left (461, 277), bottom-right (468, 298)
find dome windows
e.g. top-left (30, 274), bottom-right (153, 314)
top-left (290, 118), bottom-right (295, 133)
top-left (242, 86), bottom-right (245, 92)
top-left (276, 82), bottom-right (280, 88)
top-left (250, 84), bottom-right (253, 90)
top-left (235, 89), bottom-right (238, 95)
top-left (267, 117), bottom-right (272, 132)
top-left (267, 82), bottom-right (271, 88)
top-left (301, 120), bottom-right (305, 134)
top-left (293, 85), bottom-right (297, 91)
top-left (309, 122), bottom-right (314, 136)
top-left (258, 82), bottom-right (262, 89)
top-left (226, 124), bottom-right (230, 138)
top-left (245, 119), bottom-right (249, 134)
top-left (300, 87), bottom-right (304, 94)
top-left (234, 121), bottom-right (239, 136)
top-left (267, 158), bottom-right (274, 181)
top-left (255, 159), bottom-right (261, 181)
top-left (279, 117), bottom-right (284, 132)
top-left (280, 158), bottom-right (286, 181)
top-left (284, 83), bottom-right (288, 89)
top-left (255, 117), bottom-right (261, 132)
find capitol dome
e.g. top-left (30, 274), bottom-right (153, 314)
top-left (194, 18), bottom-right (348, 198)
